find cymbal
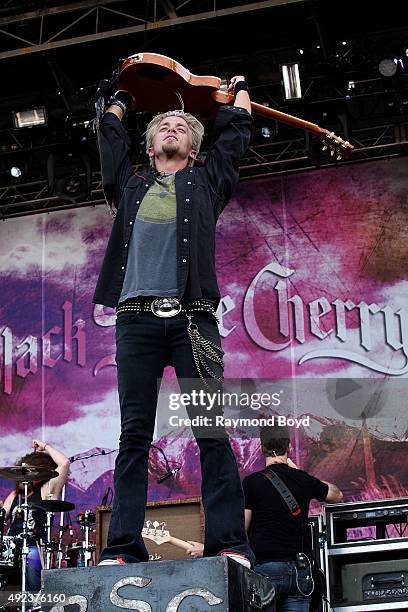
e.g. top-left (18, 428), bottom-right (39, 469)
top-left (0, 465), bottom-right (59, 482)
top-left (30, 500), bottom-right (75, 513)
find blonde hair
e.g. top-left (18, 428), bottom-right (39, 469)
top-left (145, 111), bottom-right (204, 168)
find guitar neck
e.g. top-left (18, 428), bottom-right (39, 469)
top-left (168, 536), bottom-right (194, 551)
top-left (250, 101), bottom-right (323, 137)
top-left (212, 90), bottom-right (324, 137)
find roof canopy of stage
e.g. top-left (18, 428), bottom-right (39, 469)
top-left (0, 0), bottom-right (407, 217)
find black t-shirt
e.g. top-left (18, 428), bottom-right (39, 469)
top-left (242, 464), bottom-right (328, 562)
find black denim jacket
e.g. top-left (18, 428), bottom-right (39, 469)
top-left (93, 105), bottom-right (253, 308)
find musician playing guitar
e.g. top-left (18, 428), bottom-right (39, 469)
top-left (186, 425), bottom-right (343, 612)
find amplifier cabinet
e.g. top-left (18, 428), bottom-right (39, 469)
top-left (308, 514), bottom-right (328, 612)
top-left (324, 498), bottom-right (408, 610)
top-left (96, 497), bottom-right (204, 561)
top-left (325, 497), bottom-right (408, 550)
top-left (341, 559), bottom-right (408, 606)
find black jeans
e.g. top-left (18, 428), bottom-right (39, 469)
top-left (100, 311), bottom-right (254, 565)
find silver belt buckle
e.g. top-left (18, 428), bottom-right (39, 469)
top-left (151, 297), bottom-right (181, 318)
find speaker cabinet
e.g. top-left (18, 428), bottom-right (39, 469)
top-left (96, 497), bottom-right (204, 561)
top-left (341, 559), bottom-right (408, 605)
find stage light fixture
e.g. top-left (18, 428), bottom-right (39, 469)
top-left (47, 151), bottom-right (91, 202)
top-left (10, 166), bottom-right (22, 178)
top-left (281, 63), bottom-right (302, 100)
top-left (378, 58), bottom-right (398, 77)
top-left (12, 107), bottom-right (47, 128)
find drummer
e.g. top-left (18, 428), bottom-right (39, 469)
top-left (0, 439), bottom-right (70, 591)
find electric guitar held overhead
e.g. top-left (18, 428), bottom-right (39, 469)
top-left (116, 51), bottom-right (354, 161)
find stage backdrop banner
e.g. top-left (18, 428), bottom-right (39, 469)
top-left (0, 157), bottom-right (407, 512)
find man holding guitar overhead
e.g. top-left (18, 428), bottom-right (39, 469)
top-left (94, 68), bottom-right (255, 568)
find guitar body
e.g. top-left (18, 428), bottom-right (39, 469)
top-left (116, 51), bottom-right (353, 158)
top-left (117, 52), bottom-right (231, 116)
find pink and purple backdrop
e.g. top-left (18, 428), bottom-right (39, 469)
top-left (1, 157), bottom-right (407, 516)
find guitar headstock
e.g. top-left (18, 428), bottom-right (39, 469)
top-left (142, 520), bottom-right (171, 546)
top-left (320, 130), bottom-right (354, 160)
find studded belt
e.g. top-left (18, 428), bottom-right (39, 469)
top-left (116, 297), bottom-right (216, 318)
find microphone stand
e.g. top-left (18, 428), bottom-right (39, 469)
top-left (55, 449), bottom-right (118, 568)
top-left (52, 445), bottom-right (180, 567)
top-left (56, 484), bottom-right (66, 569)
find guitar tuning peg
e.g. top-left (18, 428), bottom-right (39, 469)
top-left (145, 520), bottom-right (152, 530)
top-left (330, 150), bottom-right (335, 156)
top-left (322, 145), bottom-right (328, 151)
top-left (336, 154), bottom-right (343, 161)
top-left (153, 520), bottom-right (160, 530)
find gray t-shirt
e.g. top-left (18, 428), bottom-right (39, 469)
top-left (119, 173), bottom-right (177, 302)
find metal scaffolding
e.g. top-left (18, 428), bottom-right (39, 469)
top-left (0, 0), bottom-right (407, 220)
top-left (1, 121), bottom-right (406, 219)
top-left (0, 0), bottom-right (304, 60)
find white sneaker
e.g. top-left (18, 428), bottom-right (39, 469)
top-left (98, 558), bottom-right (126, 566)
top-left (220, 552), bottom-right (251, 569)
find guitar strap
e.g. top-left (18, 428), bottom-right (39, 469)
top-left (260, 466), bottom-right (328, 610)
top-left (260, 468), bottom-right (302, 517)
top-left (260, 467), bottom-right (313, 558)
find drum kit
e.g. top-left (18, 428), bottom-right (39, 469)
top-left (0, 464), bottom-right (96, 611)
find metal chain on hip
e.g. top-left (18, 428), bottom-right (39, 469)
top-left (186, 314), bottom-right (224, 388)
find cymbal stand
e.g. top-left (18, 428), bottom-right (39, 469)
top-left (0, 506), bottom-right (5, 546)
top-left (44, 511), bottom-right (54, 570)
top-left (20, 479), bottom-right (29, 612)
top-left (56, 484), bottom-right (66, 569)
top-left (0, 507), bottom-right (6, 592)
top-left (80, 511), bottom-right (95, 567)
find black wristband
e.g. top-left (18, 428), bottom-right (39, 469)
top-left (234, 80), bottom-right (249, 96)
top-left (115, 90), bottom-right (134, 110)
top-left (108, 97), bottom-right (127, 114)
top-left (108, 90), bottom-right (134, 114)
